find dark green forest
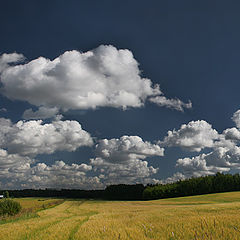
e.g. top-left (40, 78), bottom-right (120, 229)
top-left (143, 172), bottom-right (240, 200)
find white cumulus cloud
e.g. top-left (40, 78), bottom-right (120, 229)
top-left (149, 96), bottom-right (192, 112)
top-left (223, 127), bottom-right (240, 141)
top-left (90, 157), bottom-right (158, 185)
top-left (0, 148), bottom-right (34, 189)
top-left (176, 151), bottom-right (230, 178)
top-left (91, 135), bottom-right (164, 185)
top-left (0, 155), bottom-right (102, 189)
top-left (174, 145), bottom-right (240, 180)
top-left (25, 160), bottom-right (99, 189)
top-left (160, 110), bottom-right (240, 183)
top-left (0, 52), bottom-right (24, 72)
top-left (0, 149), bottom-right (33, 175)
top-left (161, 120), bottom-right (220, 152)
top-left (0, 45), bottom-right (191, 113)
top-left (0, 46), bottom-right (159, 110)
top-left (96, 135), bottom-right (164, 162)
top-left (0, 118), bottom-right (93, 157)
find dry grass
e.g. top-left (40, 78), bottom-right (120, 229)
top-left (1, 192), bottom-right (240, 239)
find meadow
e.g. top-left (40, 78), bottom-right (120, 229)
top-left (1, 192), bottom-right (240, 239)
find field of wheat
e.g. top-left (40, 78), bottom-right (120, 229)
top-left (1, 192), bottom-right (240, 239)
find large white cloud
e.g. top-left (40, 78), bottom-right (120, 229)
top-left (0, 118), bottom-right (93, 157)
top-left (0, 45), bottom-right (191, 114)
top-left (161, 120), bottom-right (220, 152)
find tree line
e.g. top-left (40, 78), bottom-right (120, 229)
top-left (143, 172), bottom-right (240, 200)
top-left (0, 184), bottom-right (144, 200)
top-left (1, 173), bottom-right (240, 200)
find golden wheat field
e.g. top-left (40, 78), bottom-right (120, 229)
top-left (1, 192), bottom-right (240, 239)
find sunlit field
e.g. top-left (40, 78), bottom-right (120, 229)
top-left (1, 192), bottom-right (240, 239)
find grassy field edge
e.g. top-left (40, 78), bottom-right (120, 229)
top-left (0, 198), bottom-right (65, 225)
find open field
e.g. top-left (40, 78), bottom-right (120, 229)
top-left (1, 192), bottom-right (240, 239)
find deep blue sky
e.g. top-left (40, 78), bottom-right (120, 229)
top-left (1, 0), bottom-right (240, 188)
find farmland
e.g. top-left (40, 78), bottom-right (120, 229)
top-left (1, 192), bottom-right (240, 239)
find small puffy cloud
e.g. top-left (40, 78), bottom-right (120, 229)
top-left (90, 157), bottom-right (158, 185)
top-left (23, 106), bottom-right (59, 120)
top-left (96, 135), bottom-right (164, 163)
top-left (223, 127), bottom-right (240, 141)
top-left (0, 118), bottom-right (93, 157)
top-left (0, 45), bottom-right (191, 112)
top-left (163, 172), bottom-right (186, 183)
top-left (29, 160), bottom-right (93, 180)
top-left (149, 96), bottom-right (192, 112)
top-left (232, 110), bottom-right (240, 128)
top-left (176, 154), bottom-right (228, 178)
top-left (91, 135), bottom-right (163, 185)
top-left (161, 120), bottom-right (220, 152)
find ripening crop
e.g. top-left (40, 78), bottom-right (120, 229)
top-left (1, 192), bottom-right (240, 239)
